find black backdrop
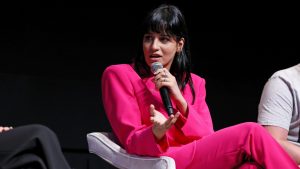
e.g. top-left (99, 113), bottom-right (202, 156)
top-left (0, 0), bottom-right (298, 168)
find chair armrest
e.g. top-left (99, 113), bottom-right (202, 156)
top-left (87, 132), bottom-right (176, 169)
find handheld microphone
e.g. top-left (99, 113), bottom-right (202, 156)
top-left (151, 62), bottom-right (174, 116)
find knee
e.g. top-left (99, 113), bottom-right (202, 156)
top-left (239, 162), bottom-right (260, 169)
top-left (240, 122), bottom-right (266, 135)
top-left (24, 124), bottom-right (57, 139)
top-left (27, 124), bottom-right (51, 132)
top-left (241, 122), bottom-right (262, 128)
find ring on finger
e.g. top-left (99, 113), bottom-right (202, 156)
top-left (163, 70), bottom-right (167, 77)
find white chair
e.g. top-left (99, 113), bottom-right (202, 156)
top-left (86, 132), bottom-right (176, 169)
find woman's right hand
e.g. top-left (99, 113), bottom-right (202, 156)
top-left (149, 104), bottom-right (180, 140)
top-left (0, 126), bottom-right (13, 133)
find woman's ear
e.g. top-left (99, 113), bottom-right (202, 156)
top-left (177, 38), bottom-right (185, 52)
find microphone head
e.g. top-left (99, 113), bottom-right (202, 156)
top-left (151, 62), bottom-right (163, 73)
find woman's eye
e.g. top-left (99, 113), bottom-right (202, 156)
top-left (143, 35), bottom-right (153, 42)
top-left (160, 37), bottom-right (170, 43)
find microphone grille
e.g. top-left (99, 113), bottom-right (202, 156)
top-left (151, 62), bottom-right (163, 73)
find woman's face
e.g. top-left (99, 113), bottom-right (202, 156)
top-left (143, 32), bottom-right (184, 70)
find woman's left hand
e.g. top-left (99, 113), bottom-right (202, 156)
top-left (150, 104), bottom-right (180, 140)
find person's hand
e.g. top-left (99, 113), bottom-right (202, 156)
top-left (149, 104), bottom-right (180, 140)
top-left (153, 68), bottom-right (188, 115)
top-left (0, 126), bottom-right (13, 133)
top-left (153, 68), bottom-right (181, 99)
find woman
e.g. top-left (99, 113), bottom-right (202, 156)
top-left (101, 4), bottom-right (298, 169)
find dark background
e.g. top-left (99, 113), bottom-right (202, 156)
top-left (0, 0), bottom-right (298, 168)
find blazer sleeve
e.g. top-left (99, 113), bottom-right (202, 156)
top-left (175, 77), bottom-right (214, 139)
top-left (101, 65), bottom-right (166, 156)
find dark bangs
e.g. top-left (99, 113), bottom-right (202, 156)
top-left (143, 6), bottom-right (184, 40)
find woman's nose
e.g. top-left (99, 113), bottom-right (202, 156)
top-left (151, 39), bottom-right (160, 51)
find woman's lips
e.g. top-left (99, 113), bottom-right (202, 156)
top-left (149, 57), bottom-right (161, 62)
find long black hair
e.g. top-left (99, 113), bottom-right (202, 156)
top-left (133, 4), bottom-right (195, 103)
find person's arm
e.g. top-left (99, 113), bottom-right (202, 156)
top-left (153, 68), bottom-right (214, 139)
top-left (102, 65), bottom-right (166, 156)
top-left (264, 125), bottom-right (300, 164)
top-left (173, 76), bottom-right (214, 139)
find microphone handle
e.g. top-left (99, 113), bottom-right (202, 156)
top-left (159, 87), bottom-right (174, 116)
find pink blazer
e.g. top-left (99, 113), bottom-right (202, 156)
top-left (101, 64), bottom-right (214, 158)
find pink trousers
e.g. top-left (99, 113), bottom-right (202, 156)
top-left (166, 122), bottom-right (298, 169)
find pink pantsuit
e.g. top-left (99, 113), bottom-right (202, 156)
top-left (101, 64), bottom-right (298, 169)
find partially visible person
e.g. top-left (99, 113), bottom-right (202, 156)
top-left (0, 126), bottom-right (13, 133)
top-left (0, 124), bottom-right (71, 169)
top-left (101, 4), bottom-right (299, 169)
top-left (257, 63), bottom-right (300, 164)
